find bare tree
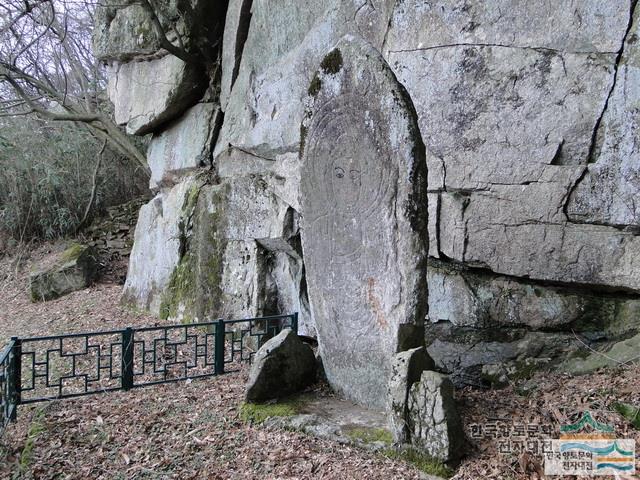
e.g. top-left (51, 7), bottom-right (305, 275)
top-left (0, 0), bottom-right (150, 175)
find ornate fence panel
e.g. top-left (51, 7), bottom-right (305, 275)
top-left (224, 314), bottom-right (298, 368)
top-left (0, 313), bottom-right (297, 431)
top-left (19, 330), bottom-right (124, 404)
top-left (0, 339), bottom-right (19, 433)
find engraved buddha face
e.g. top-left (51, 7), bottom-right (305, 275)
top-left (329, 134), bottom-right (369, 215)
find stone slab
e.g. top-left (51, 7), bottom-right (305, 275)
top-left (147, 103), bottom-right (219, 189)
top-left (300, 36), bottom-right (429, 408)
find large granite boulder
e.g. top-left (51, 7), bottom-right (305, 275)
top-left (299, 36), bottom-right (429, 409)
top-left (107, 56), bottom-right (207, 135)
top-left (567, 5), bottom-right (640, 227)
top-left (93, 2), bottom-right (161, 62)
top-left (147, 102), bottom-right (221, 189)
top-left (122, 178), bottom-right (202, 315)
top-left (94, 0), bottom-right (226, 136)
top-left (30, 244), bottom-right (97, 302)
top-left (111, 0), bottom-right (640, 399)
top-left (245, 329), bottom-right (316, 402)
top-left (384, 0), bottom-right (640, 292)
top-left (93, 0), bottom-right (226, 63)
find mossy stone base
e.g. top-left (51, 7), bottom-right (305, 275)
top-left (239, 399), bottom-right (303, 424)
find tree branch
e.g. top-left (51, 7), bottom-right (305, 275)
top-left (77, 137), bottom-right (106, 231)
top-left (137, 0), bottom-right (201, 64)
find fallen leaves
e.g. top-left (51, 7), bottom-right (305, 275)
top-left (2, 248), bottom-right (640, 479)
top-left (0, 251), bottom-right (424, 480)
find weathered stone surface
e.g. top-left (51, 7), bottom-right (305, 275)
top-left (560, 333), bottom-right (640, 375)
top-left (217, 149), bottom-right (302, 212)
top-left (149, 175), bottom-right (314, 332)
top-left (30, 244), bottom-right (97, 302)
top-left (214, 0), bottom-right (394, 160)
top-left (157, 181), bottom-right (226, 322)
top-left (384, 0), bottom-right (640, 292)
top-left (568, 6), bottom-right (640, 227)
top-left (245, 329), bottom-right (316, 402)
top-left (407, 371), bottom-right (465, 462)
top-left (93, 3), bottom-right (160, 61)
top-left (113, 0), bottom-right (640, 398)
top-left (383, 0), bottom-right (627, 54)
top-left (122, 178), bottom-right (199, 315)
top-left (147, 103), bottom-right (220, 189)
top-left (93, 0), bottom-right (225, 63)
top-left (427, 260), bottom-right (640, 334)
top-left (425, 320), bottom-right (583, 387)
top-left (388, 348), bottom-right (435, 443)
top-left (462, 222), bottom-right (640, 291)
top-left (300, 36), bottom-right (428, 409)
top-left (107, 56), bottom-right (206, 135)
top-left (220, 0), bottom-right (253, 111)
top-left (215, 5), bottom-right (340, 159)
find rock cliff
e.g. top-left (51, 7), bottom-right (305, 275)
top-left (96, 0), bottom-right (640, 402)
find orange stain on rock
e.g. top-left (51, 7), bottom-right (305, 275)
top-left (367, 277), bottom-right (388, 330)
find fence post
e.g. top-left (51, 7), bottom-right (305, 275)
top-left (121, 328), bottom-right (134, 391)
top-left (292, 312), bottom-right (299, 334)
top-left (214, 319), bottom-right (225, 375)
top-left (8, 337), bottom-right (21, 420)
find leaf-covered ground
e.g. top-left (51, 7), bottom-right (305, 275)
top-left (1, 244), bottom-right (639, 479)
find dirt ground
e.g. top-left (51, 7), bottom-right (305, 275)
top-left (1, 244), bottom-right (639, 479)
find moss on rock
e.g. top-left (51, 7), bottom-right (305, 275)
top-left (159, 182), bottom-right (228, 323)
top-left (192, 185), bottom-right (227, 320)
top-left (382, 447), bottom-right (453, 478)
top-left (159, 253), bottom-right (196, 321)
top-left (308, 73), bottom-right (322, 96)
top-left (60, 243), bottom-right (86, 263)
top-left (320, 48), bottom-right (343, 74)
top-left (239, 398), bottom-right (304, 424)
top-left (30, 243), bottom-right (97, 302)
top-left (344, 426), bottom-right (393, 445)
top-left (613, 402), bottom-right (640, 429)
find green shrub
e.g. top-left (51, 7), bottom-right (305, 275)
top-left (0, 117), bottom-right (148, 243)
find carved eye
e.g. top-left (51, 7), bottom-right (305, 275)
top-left (334, 167), bottom-right (345, 178)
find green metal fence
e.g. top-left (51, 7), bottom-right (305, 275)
top-left (0, 313), bottom-right (298, 434)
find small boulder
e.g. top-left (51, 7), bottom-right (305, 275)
top-left (481, 363), bottom-right (510, 388)
top-left (29, 244), bottom-right (97, 302)
top-left (388, 347), bottom-right (435, 443)
top-left (407, 371), bottom-right (465, 463)
top-left (245, 329), bottom-right (316, 402)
